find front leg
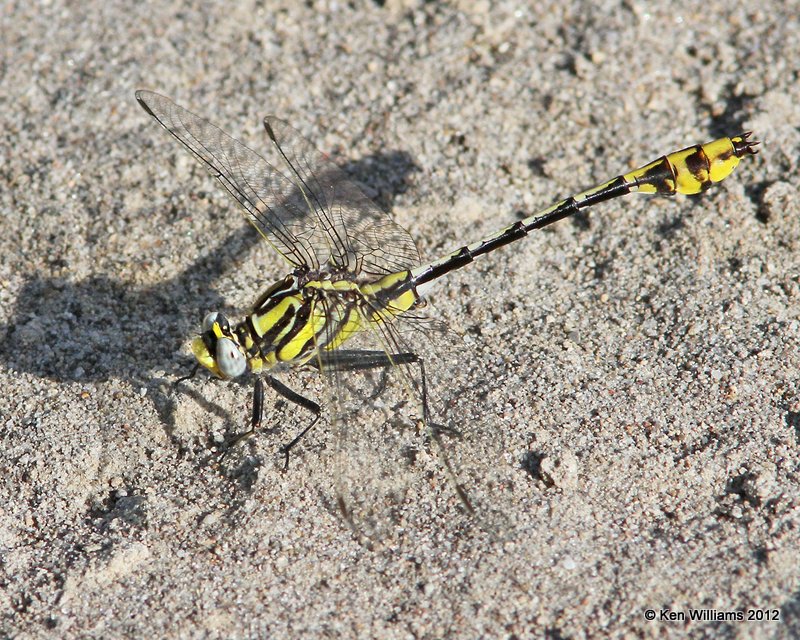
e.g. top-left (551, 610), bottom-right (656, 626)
top-left (220, 376), bottom-right (321, 470)
top-left (264, 375), bottom-right (321, 470)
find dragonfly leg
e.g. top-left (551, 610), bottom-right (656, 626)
top-left (409, 356), bottom-right (473, 513)
top-left (315, 349), bottom-right (448, 437)
top-left (265, 376), bottom-right (321, 470)
top-left (173, 362), bottom-right (200, 388)
top-left (337, 350), bottom-right (474, 513)
top-left (219, 377), bottom-right (266, 462)
top-left (219, 376), bottom-right (321, 469)
top-left (319, 349), bottom-right (474, 514)
top-left (317, 350), bottom-right (422, 400)
top-left (314, 349), bottom-right (420, 372)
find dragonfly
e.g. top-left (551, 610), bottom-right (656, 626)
top-left (136, 90), bottom-right (757, 535)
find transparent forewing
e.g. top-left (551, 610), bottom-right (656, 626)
top-left (136, 90), bottom-right (324, 269)
top-left (264, 117), bottom-right (421, 276)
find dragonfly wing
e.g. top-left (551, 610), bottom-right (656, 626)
top-left (264, 117), bottom-right (421, 276)
top-left (136, 90), bottom-right (327, 269)
top-left (307, 292), bottom-right (498, 545)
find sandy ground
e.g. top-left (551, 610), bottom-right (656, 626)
top-left (2, 1), bottom-right (799, 638)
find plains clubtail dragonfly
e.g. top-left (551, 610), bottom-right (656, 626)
top-left (136, 90), bottom-right (757, 536)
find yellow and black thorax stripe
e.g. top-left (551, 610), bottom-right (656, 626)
top-left (237, 270), bottom-right (420, 373)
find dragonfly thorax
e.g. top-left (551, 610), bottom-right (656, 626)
top-left (190, 269), bottom-right (422, 380)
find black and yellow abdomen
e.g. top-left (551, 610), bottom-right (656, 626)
top-left (625, 133), bottom-right (755, 195)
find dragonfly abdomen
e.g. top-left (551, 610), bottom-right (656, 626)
top-left (624, 134), bottom-right (756, 195)
top-left (410, 133), bottom-right (758, 294)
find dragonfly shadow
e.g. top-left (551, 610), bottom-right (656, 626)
top-left (0, 224), bottom-right (253, 444)
top-left (0, 151), bottom-right (419, 448)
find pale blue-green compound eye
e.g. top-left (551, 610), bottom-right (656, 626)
top-left (216, 337), bottom-right (246, 378)
top-left (202, 311), bottom-right (229, 334)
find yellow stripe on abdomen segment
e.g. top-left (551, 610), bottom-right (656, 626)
top-left (626, 135), bottom-right (751, 196)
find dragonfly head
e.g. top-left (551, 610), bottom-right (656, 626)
top-left (191, 312), bottom-right (247, 379)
